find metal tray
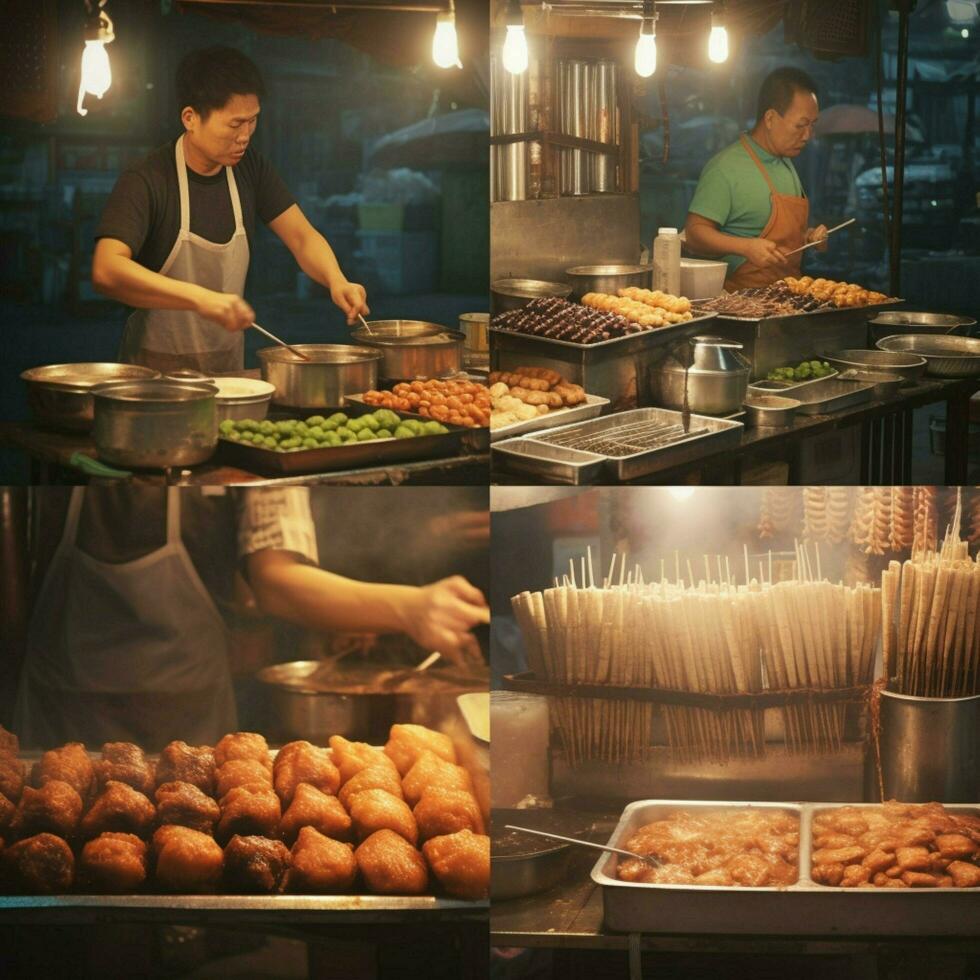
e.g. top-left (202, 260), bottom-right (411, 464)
top-left (592, 800), bottom-right (980, 936)
top-left (822, 349), bottom-right (928, 385)
top-left (791, 377), bottom-right (875, 415)
top-left (491, 438), bottom-right (606, 485)
top-left (344, 394), bottom-right (490, 453)
top-left (747, 370), bottom-right (838, 396)
top-left (708, 298), bottom-right (902, 325)
top-left (835, 369), bottom-right (904, 398)
top-left (490, 394), bottom-right (610, 443)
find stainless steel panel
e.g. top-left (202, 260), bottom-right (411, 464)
top-left (592, 61), bottom-right (617, 192)
top-left (490, 394), bottom-right (610, 442)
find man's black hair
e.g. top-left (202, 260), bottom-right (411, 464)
top-left (756, 67), bottom-right (818, 122)
top-left (176, 47), bottom-right (265, 119)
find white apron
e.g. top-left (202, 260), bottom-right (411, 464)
top-left (14, 488), bottom-right (237, 750)
top-left (119, 136), bottom-right (250, 375)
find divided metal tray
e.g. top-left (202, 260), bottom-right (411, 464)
top-left (592, 800), bottom-right (979, 936)
top-left (490, 394), bottom-right (610, 443)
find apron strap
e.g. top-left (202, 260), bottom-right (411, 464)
top-left (166, 487), bottom-right (182, 546)
top-left (174, 138), bottom-right (191, 236)
top-left (739, 134), bottom-right (778, 196)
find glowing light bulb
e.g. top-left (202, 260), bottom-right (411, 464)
top-left (432, 10), bottom-right (461, 69)
top-left (708, 23), bottom-right (729, 63)
top-left (503, 25), bottom-right (528, 74)
top-left (77, 5), bottom-right (114, 118)
top-left (635, 23), bottom-right (657, 78)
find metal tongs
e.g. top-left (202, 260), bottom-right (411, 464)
top-left (357, 314), bottom-right (375, 336)
top-left (251, 322), bottom-right (310, 361)
top-left (783, 217), bottom-right (857, 257)
top-left (505, 825), bottom-right (663, 868)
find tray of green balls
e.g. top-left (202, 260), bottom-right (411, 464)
top-left (216, 404), bottom-right (466, 474)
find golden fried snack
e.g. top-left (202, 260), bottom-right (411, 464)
top-left (273, 741), bottom-right (340, 805)
top-left (214, 732), bottom-right (272, 772)
top-left (78, 832), bottom-right (148, 893)
top-left (4, 833), bottom-right (74, 894)
top-left (329, 736), bottom-right (399, 785)
top-left (508, 387), bottom-right (563, 408)
top-left (0, 791), bottom-right (14, 836)
top-left (287, 826), bottom-right (357, 894)
top-left (155, 741), bottom-right (216, 796)
top-left (155, 781), bottom-right (221, 835)
top-left (279, 783), bottom-right (352, 846)
top-left (79, 780), bottom-right (155, 840)
top-left (349, 789), bottom-right (418, 845)
top-left (552, 383), bottom-right (587, 407)
top-left (95, 743), bottom-right (154, 795)
top-left (422, 829), bottom-right (490, 899)
top-left (10, 780), bottom-right (84, 840)
top-left (512, 366), bottom-right (563, 387)
top-left (402, 751), bottom-right (473, 808)
top-left (215, 759), bottom-right (273, 799)
top-left (384, 724), bottom-right (457, 777)
top-left (356, 829), bottom-right (428, 895)
top-left (414, 787), bottom-right (484, 841)
top-left (217, 785), bottom-right (281, 844)
top-left (337, 764), bottom-right (404, 811)
top-left (0, 755), bottom-right (25, 803)
top-left (948, 861), bottom-right (980, 888)
top-left (0, 724), bottom-right (18, 756)
top-left (153, 825), bottom-right (224, 893)
top-left (223, 834), bottom-right (291, 894)
top-left (32, 743), bottom-right (95, 801)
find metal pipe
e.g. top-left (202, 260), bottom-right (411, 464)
top-left (889, 0), bottom-right (915, 297)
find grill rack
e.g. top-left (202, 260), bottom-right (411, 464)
top-left (536, 419), bottom-right (710, 458)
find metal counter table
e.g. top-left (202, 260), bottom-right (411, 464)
top-left (491, 376), bottom-right (979, 486)
top-left (0, 421), bottom-right (489, 486)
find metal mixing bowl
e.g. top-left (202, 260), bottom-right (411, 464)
top-left (564, 264), bottom-right (652, 301)
top-left (875, 334), bottom-right (980, 378)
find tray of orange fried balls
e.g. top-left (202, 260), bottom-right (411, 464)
top-left (0, 723), bottom-right (488, 911)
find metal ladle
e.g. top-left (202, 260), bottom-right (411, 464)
top-left (504, 825), bottom-right (662, 868)
top-left (251, 322), bottom-right (310, 361)
top-left (357, 314), bottom-right (375, 336)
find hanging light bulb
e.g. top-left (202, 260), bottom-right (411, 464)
top-left (634, 0), bottom-right (658, 78)
top-left (432, 0), bottom-right (461, 69)
top-left (77, 1), bottom-right (114, 116)
top-left (708, 3), bottom-right (729, 64)
top-left (502, 0), bottom-right (528, 75)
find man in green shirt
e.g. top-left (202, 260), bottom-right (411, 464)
top-left (685, 67), bottom-right (829, 289)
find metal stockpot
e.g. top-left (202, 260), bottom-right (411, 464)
top-left (91, 380), bottom-right (218, 469)
top-left (352, 321), bottom-right (464, 380)
top-left (564, 264), bottom-right (652, 301)
top-left (866, 690), bottom-right (980, 803)
top-left (658, 336), bottom-right (751, 415)
top-left (258, 344), bottom-right (381, 409)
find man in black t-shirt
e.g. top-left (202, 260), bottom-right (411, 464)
top-left (92, 47), bottom-right (369, 373)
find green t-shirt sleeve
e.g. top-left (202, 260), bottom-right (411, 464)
top-left (687, 159), bottom-right (732, 227)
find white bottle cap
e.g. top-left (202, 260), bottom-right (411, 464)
top-left (658, 227), bottom-right (678, 236)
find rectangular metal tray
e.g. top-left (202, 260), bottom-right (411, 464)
top-left (748, 370), bottom-right (838, 395)
top-left (490, 394), bottom-right (610, 443)
top-left (792, 377), bottom-right (875, 415)
top-left (592, 800), bottom-right (979, 936)
top-left (344, 394), bottom-right (490, 453)
top-left (491, 438), bottom-right (606, 485)
top-left (706, 298), bottom-right (902, 325)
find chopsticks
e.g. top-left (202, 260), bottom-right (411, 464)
top-left (251, 322), bottom-right (310, 361)
top-left (784, 218), bottom-right (857, 257)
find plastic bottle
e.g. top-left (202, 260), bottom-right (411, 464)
top-left (653, 226), bottom-right (681, 296)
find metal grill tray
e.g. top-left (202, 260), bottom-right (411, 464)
top-left (490, 394), bottom-right (610, 443)
top-left (592, 800), bottom-right (979, 936)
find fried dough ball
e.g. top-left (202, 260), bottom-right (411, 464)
top-left (79, 780), bottom-right (155, 840)
top-left (329, 736), bottom-right (399, 785)
top-left (279, 784), bottom-right (352, 846)
top-left (32, 743), bottom-right (95, 801)
top-left (95, 743), bottom-right (154, 795)
top-left (414, 788), bottom-right (484, 841)
top-left (948, 861), bottom-right (980, 888)
top-left (215, 760), bottom-right (273, 799)
top-left (153, 825), bottom-right (224, 893)
top-left (356, 829), bottom-right (428, 895)
top-left (337, 764), bottom-right (404, 811)
top-left (10, 780), bottom-right (83, 840)
top-left (155, 742), bottom-right (216, 796)
top-left (223, 834), bottom-right (291, 894)
top-left (422, 829), bottom-right (490, 899)
top-left (0, 755), bottom-right (25, 803)
top-left (273, 742), bottom-right (340, 804)
top-left (287, 826), bottom-right (357, 894)
top-left (78, 832), bottom-right (148, 893)
top-left (4, 833), bottom-right (74, 894)
top-left (402, 751), bottom-right (473, 807)
top-left (155, 781), bottom-right (221, 835)
top-left (384, 725), bottom-right (457, 777)
top-left (214, 732), bottom-right (272, 772)
top-left (0, 724), bottom-right (18, 756)
top-left (216, 785), bottom-right (281, 844)
top-left (349, 789), bottom-right (418, 846)
top-left (0, 792), bottom-right (14, 836)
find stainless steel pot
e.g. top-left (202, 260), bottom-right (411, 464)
top-left (564, 264), bottom-right (652, 301)
top-left (869, 311), bottom-right (977, 343)
top-left (351, 322), bottom-right (464, 380)
top-left (490, 278), bottom-right (573, 316)
top-left (491, 808), bottom-right (575, 900)
top-left (743, 394), bottom-right (800, 428)
top-left (21, 363), bottom-right (161, 432)
top-left (211, 378), bottom-right (276, 422)
top-left (658, 336), bottom-right (751, 415)
top-left (257, 344), bottom-right (382, 408)
top-left (91, 380), bottom-right (218, 469)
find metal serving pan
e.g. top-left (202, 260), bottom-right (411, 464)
top-left (491, 438), bottom-right (606, 485)
top-left (708, 298), bottom-right (901, 325)
top-left (490, 394), bottom-right (610, 442)
top-left (344, 394), bottom-right (490, 454)
top-left (791, 377), bottom-right (875, 415)
top-left (592, 800), bottom-right (979, 936)
top-left (876, 334), bottom-right (980, 379)
top-left (747, 370), bottom-right (838, 397)
top-left (822, 349), bottom-right (928, 384)
top-left (835, 369), bottom-right (904, 398)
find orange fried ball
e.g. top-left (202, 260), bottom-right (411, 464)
top-left (216, 785), bottom-right (281, 844)
top-left (153, 825), bottom-right (224, 893)
top-left (155, 781), bottom-right (221, 835)
top-left (223, 834), bottom-right (291, 894)
top-left (0, 755), bottom-right (25, 803)
top-left (95, 743), bottom-right (154, 795)
top-left (423, 829), bottom-right (490, 900)
top-left (402, 751), bottom-right (473, 807)
top-left (78, 832), bottom-right (148, 894)
top-left (215, 759), bottom-right (273, 799)
top-left (0, 724), bottom-right (18, 756)
top-left (155, 742), bottom-right (216, 796)
top-left (10, 780), bottom-right (84, 840)
top-left (329, 736), bottom-right (399, 785)
top-left (4, 833), bottom-right (74, 894)
top-left (0, 792), bottom-right (14, 837)
top-left (355, 829), bottom-right (428, 895)
top-left (214, 732), bottom-right (272, 772)
top-left (279, 784), bottom-right (352, 846)
top-left (32, 743), bottom-right (95, 801)
top-left (287, 826), bottom-right (357, 894)
top-left (349, 789), bottom-right (418, 846)
top-left (384, 724), bottom-right (457, 777)
top-left (273, 741), bottom-right (340, 805)
top-left (79, 780), bottom-right (155, 840)
top-left (337, 764), bottom-right (404, 811)
top-left (414, 787), bottom-right (484, 841)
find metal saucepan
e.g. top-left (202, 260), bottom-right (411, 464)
top-left (490, 278), bottom-right (573, 316)
top-left (876, 334), bottom-right (980, 378)
top-left (351, 321), bottom-right (464, 381)
top-left (564, 264), bottom-right (652, 301)
top-left (869, 311), bottom-right (977, 344)
top-left (91, 380), bottom-right (219, 469)
top-left (257, 344), bottom-right (382, 409)
top-left (21, 363), bottom-right (161, 432)
top-left (491, 809), bottom-right (585, 901)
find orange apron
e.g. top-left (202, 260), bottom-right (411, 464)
top-left (724, 134), bottom-right (808, 291)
